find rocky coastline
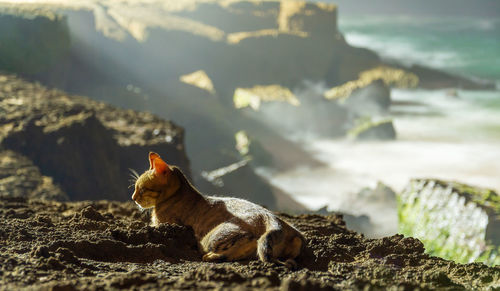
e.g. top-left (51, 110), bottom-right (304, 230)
top-left (1, 1), bottom-right (499, 289)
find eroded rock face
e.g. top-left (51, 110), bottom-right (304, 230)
top-left (0, 197), bottom-right (498, 290)
top-left (0, 73), bottom-right (189, 201)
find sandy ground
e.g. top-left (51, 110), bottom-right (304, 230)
top-left (1, 196), bottom-right (498, 290)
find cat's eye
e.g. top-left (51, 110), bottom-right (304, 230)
top-left (140, 187), bottom-right (156, 194)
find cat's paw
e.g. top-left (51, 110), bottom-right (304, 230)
top-left (283, 259), bottom-right (298, 270)
top-left (202, 252), bottom-right (225, 262)
top-left (272, 259), bottom-right (298, 270)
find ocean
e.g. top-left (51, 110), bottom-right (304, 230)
top-left (340, 16), bottom-right (500, 85)
top-left (262, 15), bottom-right (500, 237)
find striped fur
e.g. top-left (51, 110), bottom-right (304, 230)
top-left (132, 154), bottom-right (304, 266)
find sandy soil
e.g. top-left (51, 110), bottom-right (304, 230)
top-left (1, 196), bottom-right (498, 290)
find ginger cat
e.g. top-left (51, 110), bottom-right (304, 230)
top-left (132, 152), bottom-right (305, 266)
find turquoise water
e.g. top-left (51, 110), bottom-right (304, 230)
top-left (339, 16), bottom-right (500, 84)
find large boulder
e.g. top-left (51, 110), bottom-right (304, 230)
top-left (398, 179), bottom-right (500, 265)
top-left (342, 79), bottom-right (391, 116)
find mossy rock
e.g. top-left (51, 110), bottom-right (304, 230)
top-left (398, 179), bottom-right (500, 266)
top-left (234, 130), bottom-right (274, 168)
top-left (348, 117), bottom-right (396, 140)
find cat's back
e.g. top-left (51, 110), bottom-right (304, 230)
top-left (207, 196), bottom-right (279, 230)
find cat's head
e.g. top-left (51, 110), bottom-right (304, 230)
top-left (131, 152), bottom-right (178, 209)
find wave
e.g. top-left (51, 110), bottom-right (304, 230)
top-left (259, 87), bottom-right (500, 237)
top-left (339, 16), bottom-right (500, 83)
top-left (340, 16), bottom-right (500, 32)
top-left (344, 32), bottom-right (463, 69)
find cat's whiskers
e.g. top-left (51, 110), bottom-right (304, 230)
top-left (129, 169), bottom-right (140, 179)
top-left (128, 168), bottom-right (140, 188)
top-left (134, 201), bottom-right (145, 211)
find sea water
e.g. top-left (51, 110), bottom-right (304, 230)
top-left (340, 16), bottom-right (500, 84)
top-left (261, 16), bottom-right (500, 237)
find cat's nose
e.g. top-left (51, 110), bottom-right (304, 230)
top-left (131, 191), bottom-right (138, 201)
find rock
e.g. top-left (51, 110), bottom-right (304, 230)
top-left (343, 79), bottom-right (391, 116)
top-left (405, 64), bottom-right (496, 90)
top-left (233, 85), bottom-right (300, 111)
top-left (179, 70), bottom-right (216, 95)
top-left (348, 118), bottom-right (396, 140)
top-left (343, 212), bottom-right (373, 232)
top-left (0, 72), bottom-right (306, 211)
top-left (305, 192), bottom-right (394, 239)
top-left (325, 66), bottom-right (418, 100)
top-left (0, 150), bottom-right (68, 201)
top-left (398, 179), bottom-right (500, 266)
top-left (0, 73), bottom-right (189, 201)
top-left (356, 182), bottom-right (397, 205)
top-left (0, 7), bottom-right (70, 75)
top-left (1, 197), bottom-right (499, 290)
top-left (0, 1), bottom-right (375, 163)
top-left (199, 160), bottom-right (279, 210)
top-left (0, 1), bottom-right (368, 95)
top-left (0, 1), bottom-right (362, 209)
top-left (238, 82), bottom-right (349, 138)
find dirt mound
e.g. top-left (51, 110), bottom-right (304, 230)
top-left (1, 197), bottom-right (498, 290)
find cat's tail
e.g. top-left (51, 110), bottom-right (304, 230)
top-left (257, 226), bottom-right (304, 268)
top-left (257, 228), bottom-right (282, 263)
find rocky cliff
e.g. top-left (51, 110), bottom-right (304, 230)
top-left (0, 1), bottom-right (491, 189)
top-left (0, 6), bottom-right (70, 75)
top-left (0, 73), bottom-right (189, 201)
top-left (0, 1), bottom-right (374, 175)
top-left (0, 72), bottom-right (304, 210)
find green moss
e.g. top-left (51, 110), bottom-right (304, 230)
top-left (398, 179), bottom-right (500, 266)
top-left (347, 117), bottom-right (394, 139)
top-left (234, 130), bottom-right (273, 167)
top-left (433, 180), bottom-right (500, 214)
top-left (324, 66), bottom-right (419, 100)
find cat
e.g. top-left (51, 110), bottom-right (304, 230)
top-left (131, 152), bottom-right (305, 267)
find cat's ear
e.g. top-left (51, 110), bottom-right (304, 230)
top-left (149, 152), bottom-right (161, 170)
top-left (149, 152), bottom-right (170, 176)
